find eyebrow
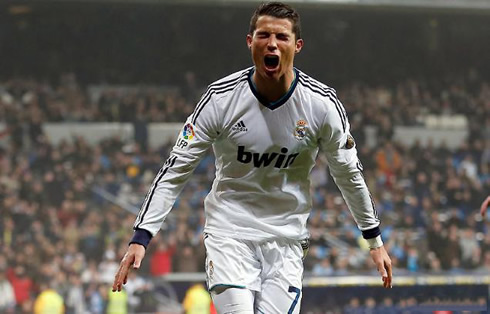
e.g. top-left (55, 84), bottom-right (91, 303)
top-left (255, 30), bottom-right (290, 37)
top-left (255, 30), bottom-right (270, 36)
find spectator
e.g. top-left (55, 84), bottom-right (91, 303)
top-left (173, 245), bottom-right (200, 273)
top-left (312, 258), bottom-right (334, 277)
top-left (33, 282), bottom-right (64, 314)
top-left (98, 246), bottom-right (119, 284)
top-left (124, 272), bottom-right (153, 312)
top-left (65, 274), bottom-right (86, 314)
top-left (459, 228), bottom-right (480, 268)
top-left (377, 297), bottom-right (395, 314)
top-left (375, 141), bottom-right (402, 188)
top-left (8, 266), bottom-right (33, 310)
top-left (86, 284), bottom-right (107, 314)
top-left (149, 237), bottom-right (176, 276)
top-left (182, 283), bottom-right (212, 314)
top-left (344, 297), bottom-right (362, 314)
top-left (0, 269), bottom-right (16, 313)
top-left (106, 288), bottom-right (128, 314)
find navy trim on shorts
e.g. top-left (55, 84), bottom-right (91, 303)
top-left (208, 284), bottom-right (247, 291)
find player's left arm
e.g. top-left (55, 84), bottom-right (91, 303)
top-left (319, 97), bottom-right (392, 288)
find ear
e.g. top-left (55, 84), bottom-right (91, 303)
top-left (295, 38), bottom-right (304, 54)
top-left (246, 34), bottom-right (253, 49)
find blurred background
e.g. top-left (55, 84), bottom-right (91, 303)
top-left (0, 0), bottom-right (489, 313)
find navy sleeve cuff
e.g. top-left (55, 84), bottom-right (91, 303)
top-left (362, 226), bottom-right (381, 239)
top-left (129, 228), bottom-right (153, 249)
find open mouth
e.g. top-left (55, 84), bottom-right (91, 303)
top-left (264, 55), bottom-right (279, 69)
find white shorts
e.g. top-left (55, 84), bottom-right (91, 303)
top-left (204, 233), bottom-right (306, 313)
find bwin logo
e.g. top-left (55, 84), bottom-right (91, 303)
top-left (237, 146), bottom-right (299, 168)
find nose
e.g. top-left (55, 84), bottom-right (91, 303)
top-left (267, 35), bottom-right (277, 51)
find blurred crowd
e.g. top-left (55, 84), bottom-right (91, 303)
top-left (308, 294), bottom-right (488, 314)
top-left (0, 72), bottom-right (489, 313)
top-left (1, 70), bottom-right (489, 130)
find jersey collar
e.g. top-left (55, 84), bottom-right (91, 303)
top-left (247, 67), bottom-right (299, 110)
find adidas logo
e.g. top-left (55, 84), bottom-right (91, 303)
top-left (232, 120), bottom-right (248, 132)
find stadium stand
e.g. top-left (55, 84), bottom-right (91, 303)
top-left (0, 72), bottom-right (488, 312)
top-left (0, 1), bottom-right (489, 312)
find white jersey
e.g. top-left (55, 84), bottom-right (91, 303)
top-left (133, 67), bottom-right (379, 241)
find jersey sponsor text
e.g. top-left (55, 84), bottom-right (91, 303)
top-left (237, 145), bottom-right (299, 168)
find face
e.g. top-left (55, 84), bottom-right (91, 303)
top-left (247, 15), bottom-right (303, 81)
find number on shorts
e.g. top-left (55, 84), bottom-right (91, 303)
top-left (288, 286), bottom-right (301, 314)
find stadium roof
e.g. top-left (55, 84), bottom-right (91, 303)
top-left (9, 0), bottom-right (490, 10)
top-left (208, 0), bottom-right (490, 10)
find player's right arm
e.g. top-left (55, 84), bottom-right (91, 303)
top-left (112, 88), bottom-right (222, 291)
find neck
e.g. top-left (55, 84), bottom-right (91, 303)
top-left (252, 68), bottom-right (295, 103)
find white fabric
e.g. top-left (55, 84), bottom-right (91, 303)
top-left (204, 233), bottom-right (304, 314)
top-left (134, 67), bottom-right (379, 241)
top-left (0, 280), bottom-right (16, 310)
top-left (366, 235), bottom-right (384, 249)
top-left (210, 288), bottom-right (254, 314)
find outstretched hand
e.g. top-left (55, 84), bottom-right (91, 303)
top-left (480, 196), bottom-right (490, 218)
top-left (369, 245), bottom-right (392, 289)
top-left (112, 243), bottom-right (146, 292)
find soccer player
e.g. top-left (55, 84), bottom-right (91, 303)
top-left (113, 2), bottom-right (392, 312)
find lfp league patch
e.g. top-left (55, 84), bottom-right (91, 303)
top-left (182, 123), bottom-right (195, 140)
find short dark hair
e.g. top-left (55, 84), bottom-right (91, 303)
top-left (249, 2), bottom-right (302, 39)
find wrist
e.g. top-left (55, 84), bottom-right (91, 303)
top-left (366, 235), bottom-right (383, 249)
top-left (129, 228), bottom-right (152, 249)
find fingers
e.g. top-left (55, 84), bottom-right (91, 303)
top-left (131, 243), bottom-right (146, 269)
top-left (112, 254), bottom-right (132, 292)
top-left (377, 262), bottom-right (388, 288)
top-left (379, 267), bottom-right (390, 288)
top-left (112, 263), bottom-right (128, 292)
top-left (112, 269), bottom-right (125, 292)
top-left (382, 273), bottom-right (392, 288)
top-left (381, 258), bottom-right (393, 289)
top-left (133, 255), bottom-right (142, 269)
top-left (377, 261), bottom-right (387, 277)
top-left (374, 251), bottom-right (392, 289)
top-left (112, 245), bottom-right (146, 292)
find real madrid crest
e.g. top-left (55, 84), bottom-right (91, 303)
top-left (294, 119), bottom-right (308, 140)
